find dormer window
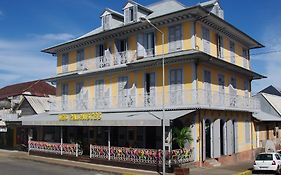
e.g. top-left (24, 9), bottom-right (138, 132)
top-left (124, 5), bottom-right (137, 24)
top-left (102, 14), bottom-right (111, 31)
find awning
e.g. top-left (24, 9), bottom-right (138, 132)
top-left (22, 110), bottom-right (195, 127)
top-left (252, 111), bottom-right (281, 121)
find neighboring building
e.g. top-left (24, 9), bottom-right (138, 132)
top-left (253, 86), bottom-right (281, 150)
top-left (24, 0), bottom-right (265, 169)
top-left (0, 80), bottom-right (55, 149)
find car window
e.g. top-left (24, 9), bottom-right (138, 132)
top-left (276, 154), bottom-right (281, 160)
top-left (256, 154), bottom-right (273, 160)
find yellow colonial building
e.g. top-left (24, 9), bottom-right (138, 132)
top-left (24, 0), bottom-right (265, 170)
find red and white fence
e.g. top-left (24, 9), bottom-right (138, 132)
top-left (90, 144), bottom-right (193, 165)
top-left (28, 141), bottom-right (82, 157)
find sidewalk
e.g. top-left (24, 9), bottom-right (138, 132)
top-left (0, 149), bottom-right (253, 175)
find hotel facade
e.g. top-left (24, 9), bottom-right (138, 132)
top-left (23, 0), bottom-right (265, 169)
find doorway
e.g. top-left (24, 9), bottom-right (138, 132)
top-left (205, 119), bottom-right (211, 158)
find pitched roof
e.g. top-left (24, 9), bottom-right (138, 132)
top-left (259, 85), bottom-right (281, 97)
top-left (22, 96), bottom-right (51, 114)
top-left (147, 0), bottom-right (185, 18)
top-left (0, 80), bottom-right (56, 100)
top-left (261, 93), bottom-right (281, 116)
top-left (199, 0), bottom-right (218, 7)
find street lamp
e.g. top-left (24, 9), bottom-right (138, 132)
top-left (140, 16), bottom-right (166, 174)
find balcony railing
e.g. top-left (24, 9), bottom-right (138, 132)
top-left (81, 50), bottom-right (137, 72)
top-left (50, 89), bottom-right (260, 113)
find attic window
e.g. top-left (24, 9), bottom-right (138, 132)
top-left (102, 14), bottom-right (111, 30)
top-left (125, 5), bottom-right (137, 24)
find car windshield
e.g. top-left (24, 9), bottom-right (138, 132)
top-left (256, 154), bottom-right (273, 160)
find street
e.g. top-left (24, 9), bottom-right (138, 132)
top-left (0, 157), bottom-right (116, 175)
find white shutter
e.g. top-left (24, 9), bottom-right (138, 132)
top-left (226, 120), bottom-right (234, 155)
top-left (230, 41), bottom-right (235, 63)
top-left (169, 26), bottom-right (176, 52)
top-left (133, 5), bottom-right (138, 22)
top-left (213, 119), bottom-right (221, 158)
top-left (175, 25), bottom-right (182, 51)
top-left (137, 33), bottom-right (145, 58)
top-left (202, 119), bottom-right (206, 161)
top-left (234, 121), bottom-right (238, 153)
top-left (124, 8), bottom-right (129, 24)
top-left (202, 27), bottom-right (210, 54)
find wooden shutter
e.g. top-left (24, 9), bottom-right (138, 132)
top-left (230, 41), bottom-right (235, 63)
top-left (169, 26), bottom-right (176, 52)
top-left (202, 119), bottom-right (206, 161)
top-left (175, 25), bottom-right (182, 51)
top-left (137, 33), bottom-right (145, 58)
top-left (213, 119), bottom-right (221, 158)
top-left (133, 5), bottom-right (138, 22)
top-left (124, 8), bottom-right (129, 24)
top-left (202, 27), bottom-right (210, 54)
top-left (226, 120), bottom-right (234, 155)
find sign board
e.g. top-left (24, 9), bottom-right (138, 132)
top-left (58, 112), bottom-right (102, 122)
top-left (0, 127), bottom-right (7, 133)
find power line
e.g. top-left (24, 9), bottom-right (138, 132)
top-left (250, 50), bottom-right (281, 56)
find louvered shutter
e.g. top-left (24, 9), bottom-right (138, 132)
top-left (133, 5), bottom-right (138, 22)
top-left (230, 41), bottom-right (235, 63)
top-left (175, 25), bottom-right (182, 51)
top-left (137, 33), bottom-right (145, 58)
top-left (226, 120), bottom-right (234, 155)
top-left (234, 121), bottom-right (238, 153)
top-left (169, 26), bottom-right (176, 52)
top-left (124, 8), bottom-right (129, 24)
top-left (202, 27), bottom-right (210, 54)
top-left (213, 119), bottom-right (221, 158)
top-left (202, 119), bottom-right (206, 161)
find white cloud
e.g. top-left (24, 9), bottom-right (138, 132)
top-left (251, 24), bottom-right (281, 93)
top-left (0, 33), bottom-right (75, 88)
top-left (32, 33), bottom-right (75, 41)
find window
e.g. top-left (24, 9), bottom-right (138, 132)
top-left (242, 48), bottom-right (248, 68)
top-left (170, 69), bottom-right (183, 105)
top-left (169, 25), bottom-right (182, 53)
top-left (245, 120), bottom-right (250, 144)
top-left (96, 44), bottom-right (104, 57)
top-left (102, 14), bottom-right (110, 30)
top-left (144, 73), bottom-right (156, 106)
top-left (76, 49), bottom-right (84, 70)
top-left (217, 35), bottom-right (224, 59)
top-left (145, 32), bottom-right (155, 56)
top-left (62, 53), bottom-right (69, 73)
top-left (124, 6), bottom-right (137, 24)
top-left (276, 154), bottom-right (281, 160)
top-left (202, 26), bottom-right (210, 54)
top-left (230, 41), bottom-right (235, 64)
top-left (62, 83), bottom-right (68, 110)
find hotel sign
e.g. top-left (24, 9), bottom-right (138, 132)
top-left (58, 112), bottom-right (102, 121)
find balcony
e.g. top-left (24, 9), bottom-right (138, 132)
top-left (49, 89), bottom-right (260, 113)
top-left (81, 50), bottom-right (137, 72)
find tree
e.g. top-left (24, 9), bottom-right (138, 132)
top-left (173, 127), bottom-right (193, 149)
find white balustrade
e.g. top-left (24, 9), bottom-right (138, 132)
top-left (50, 89), bottom-right (260, 113)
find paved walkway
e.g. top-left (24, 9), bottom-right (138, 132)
top-left (0, 149), bottom-right (254, 175)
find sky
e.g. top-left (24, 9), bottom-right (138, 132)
top-left (0, 0), bottom-right (280, 93)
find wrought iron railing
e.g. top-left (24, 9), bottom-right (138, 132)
top-left (89, 145), bottom-right (193, 165)
top-left (28, 141), bottom-right (82, 157)
top-left (50, 89), bottom-right (260, 112)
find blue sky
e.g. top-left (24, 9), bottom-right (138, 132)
top-left (0, 0), bottom-right (280, 93)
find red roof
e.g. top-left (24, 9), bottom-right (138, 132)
top-left (0, 80), bottom-right (56, 100)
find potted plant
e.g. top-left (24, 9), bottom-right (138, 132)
top-left (173, 127), bottom-right (193, 175)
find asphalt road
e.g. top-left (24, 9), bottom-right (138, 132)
top-left (0, 157), bottom-right (116, 175)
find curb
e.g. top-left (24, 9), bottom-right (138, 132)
top-left (233, 170), bottom-right (252, 175)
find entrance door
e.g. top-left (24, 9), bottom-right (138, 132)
top-left (205, 119), bottom-right (211, 158)
top-left (146, 127), bottom-right (156, 149)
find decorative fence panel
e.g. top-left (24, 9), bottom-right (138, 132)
top-left (28, 141), bottom-right (82, 157)
top-left (90, 145), bottom-right (193, 165)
